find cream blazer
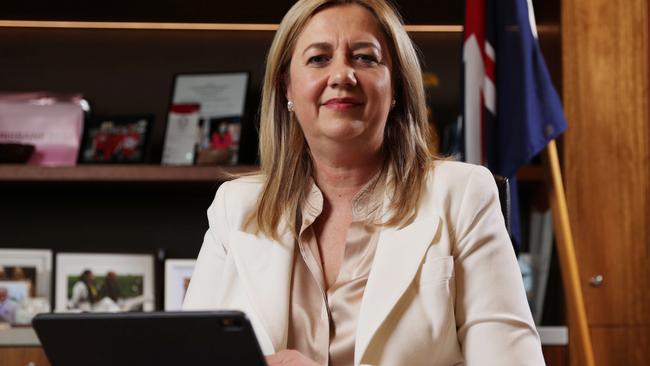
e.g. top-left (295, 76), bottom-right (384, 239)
top-left (183, 161), bottom-right (545, 366)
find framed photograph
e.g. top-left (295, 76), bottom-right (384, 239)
top-left (55, 253), bottom-right (155, 312)
top-left (0, 280), bottom-right (30, 301)
top-left (0, 249), bottom-right (51, 299)
top-left (162, 72), bottom-right (249, 165)
top-left (164, 259), bottom-right (196, 311)
top-left (0, 281), bottom-right (29, 324)
top-left (0, 249), bottom-right (52, 324)
top-left (78, 114), bottom-right (153, 164)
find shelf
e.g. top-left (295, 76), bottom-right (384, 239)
top-left (0, 327), bottom-right (40, 347)
top-left (0, 164), bottom-right (544, 183)
top-left (0, 164), bottom-right (257, 182)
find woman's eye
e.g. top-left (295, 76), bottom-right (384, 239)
top-left (307, 55), bottom-right (330, 65)
top-left (354, 54), bottom-right (379, 65)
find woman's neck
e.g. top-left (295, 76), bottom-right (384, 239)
top-left (310, 149), bottom-right (384, 201)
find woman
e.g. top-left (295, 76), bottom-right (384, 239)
top-left (69, 269), bottom-right (97, 310)
top-left (184, 0), bottom-right (545, 365)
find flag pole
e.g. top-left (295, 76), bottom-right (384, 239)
top-left (542, 139), bottom-right (596, 366)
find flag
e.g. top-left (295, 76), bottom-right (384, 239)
top-left (461, 0), bottom-right (567, 250)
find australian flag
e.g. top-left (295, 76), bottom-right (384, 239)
top-left (461, 0), bottom-right (567, 250)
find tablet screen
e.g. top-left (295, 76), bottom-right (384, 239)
top-left (32, 311), bottom-right (267, 366)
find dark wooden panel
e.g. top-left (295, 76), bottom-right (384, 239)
top-left (0, 1), bottom-right (462, 24)
top-left (0, 0), bottom-right (559, 25)
top-left (0, 181), bottom-right (216, 258)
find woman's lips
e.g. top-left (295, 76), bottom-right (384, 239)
top-left (322, 97), bottom-right (363, 111)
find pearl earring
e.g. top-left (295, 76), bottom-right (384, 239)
top-left (390, 99), bottom-right (396, 109)
top-left (287, 100), bottom-right (295, 112)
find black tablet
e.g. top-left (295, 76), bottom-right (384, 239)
top-left (32, 311), bottom-right (267, 366)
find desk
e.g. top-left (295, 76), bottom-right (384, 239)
top-left (0, 326), bottom-right (568, 366)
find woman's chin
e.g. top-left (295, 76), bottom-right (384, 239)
top-left (321, 129), bottom-right (364, 143)
top-left (319, 120), bottom-right (367, 141)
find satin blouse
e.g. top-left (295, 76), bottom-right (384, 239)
top-left (286, 174), bottom-right (385, 366)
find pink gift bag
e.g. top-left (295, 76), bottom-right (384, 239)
top-left (0, 92), bottom-right (85, 166)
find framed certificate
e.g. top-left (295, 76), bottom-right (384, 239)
top-left (162, 72), bottom-right (249, 165)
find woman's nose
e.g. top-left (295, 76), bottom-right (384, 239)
top-left (328, 59), bottom-right (357, 88)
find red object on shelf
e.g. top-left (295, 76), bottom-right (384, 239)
top-left (169, 103), bottom-right (200, 114)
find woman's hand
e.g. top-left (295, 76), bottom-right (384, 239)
top-left (265, 350), bottom-right (320, 366)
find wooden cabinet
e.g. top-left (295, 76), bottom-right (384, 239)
top-left (563, 0), bottom-right (650, 364)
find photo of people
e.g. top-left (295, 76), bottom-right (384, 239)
top-left (79, 115), bottom-right (152, 163)
top-left (66, 269), bottom-right (145, 312)
top-left (0, 265), bottom-right (37, 297)
top-left (195, 116), bottom-right (241, 165)
top-left (0, 250), bottom-right (52, 325)
top-left (0, 286), bottom-right (20, 324)
top-left (55, 253), bottom-right (154, 313)
top-left (0, 265), bottom-right (35, 324)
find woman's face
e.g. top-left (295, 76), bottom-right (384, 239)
top-left (286, 4), bottom-right (393, 150)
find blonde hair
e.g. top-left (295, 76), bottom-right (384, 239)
top-left (246, 0), bottom-right (438, 239)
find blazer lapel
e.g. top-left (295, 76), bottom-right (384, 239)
top-left (227, 228), bottom-right (295, 354)
top-left (354, 214), bottom-right (442, 365)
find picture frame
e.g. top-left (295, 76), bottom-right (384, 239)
top-left (0, 280), bottom-right (30, 303)
top-left (163, 259), bottom-right (196, 311)
top-left (0, 248), bottom-right (53, 324)
top-left (78, 114), bottom-right (153, 164)
top-left (55, 252), bottom-right (155, 312)
top-left (162, 72), bottom-right (249, 165)
top-left (0, 280), bottom-right (30, 324)
top-left (0, 249), bottom-right (52, 299)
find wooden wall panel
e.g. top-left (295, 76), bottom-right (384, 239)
top-left (562, 0), bottom-right (649, 325)
top-left (563, 0), bottom-right (649, 364)
top-left (590, 327), bottom-right (650, 365)
top-left (542, 346), bottom-right (569, 366)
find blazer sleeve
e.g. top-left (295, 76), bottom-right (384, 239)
top-left (452, 166), bottom-right (545, 365)
top-left (182, 181), bottom-right (231, 310)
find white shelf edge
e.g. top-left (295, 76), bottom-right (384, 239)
top-left (538, 325), bottom-right (569, 346)
top-left (0, 327), bottom-right (40, 347)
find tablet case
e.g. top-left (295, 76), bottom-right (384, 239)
top-left (32, 311), bottom-right (267, 366)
